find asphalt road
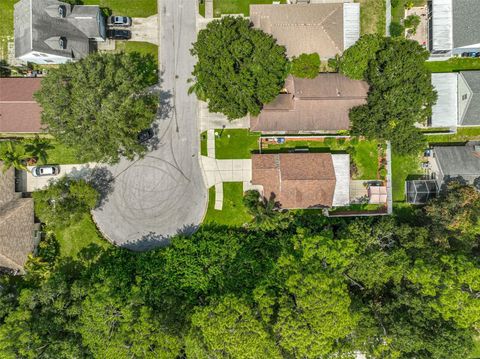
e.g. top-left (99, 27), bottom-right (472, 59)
top-left (92, 0), bottom-right (207, 251)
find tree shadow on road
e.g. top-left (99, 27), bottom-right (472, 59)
top-left (122, 224), bottom-right (199, 251)
top-left (66, 165), bottom-right (115, 209)
top-left (144, 70), bottom-right (174, 151)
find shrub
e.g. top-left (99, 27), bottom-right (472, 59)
top-left (390, 22), bottom-right (405, 37)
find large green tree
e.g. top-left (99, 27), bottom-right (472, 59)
top-left (349, 37), bottom-right (436, 154)
top-left (32, 177), bottom-right (99, 228)
top-left (35, 52), bottom-right (158, 164)
top-left (337, 34), bottom-right (383, 80)
top-left (289, 53), bottom-right (321, 79)
top-left (190, 16), bottom-right (289, 120)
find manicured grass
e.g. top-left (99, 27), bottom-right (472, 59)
top-left (83, 0), bottom-right (157, 17)
top-left (330, 203), bottom-right (386, 214)
top-left (115, 41), bottom-right (158, 64)
top-left (353, 140), bottom-right (381, 179)
top-left (357, 0), bottom-right (386, 35)
top-left (215, 130), bottom-right (260, 159)
top-left (200, 131), bottom-right (208, 156)
top-left (391, 153), bottom-right (422, 202)
top-left (55, 214), bottom-right (110, 258)
top-left (213, 0), bottom-right (286, 17)
top-left (46, 142), bottom-right (84, 165)
top-left (263, 138), bottom-right (381, 180)
top-left (199, 0), bottom-right (206, 17)
top-left (0, 0), bottom-right (18, 60)
top-left (425, 58), bottom-right (480, 73)
top-left (427, 127), bottom-right (480, 144)
top-left (204, 183), bottom-right (252, 226)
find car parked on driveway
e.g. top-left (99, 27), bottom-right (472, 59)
top-left (107, 15), bottom-right (132, 27)
top-left (31, 165), bottom-right (60, 177)
top-left (107, 29), bottom-right (131, 40)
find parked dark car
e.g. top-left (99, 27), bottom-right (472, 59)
top-left (138, 128), bottom-right (154, 143)
top-left (31, 165), bottom-right (60, 177)
top-left (106, 29), bottom-right (131, 40)
top-left (107, 15), bottom-right (132, 27)
top-left (461, 52), bottom-right (478, 58)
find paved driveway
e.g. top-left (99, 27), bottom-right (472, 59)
top-left (92, 0), bottom-right (207, 251)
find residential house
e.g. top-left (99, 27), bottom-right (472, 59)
top-left (430, 142), bottom-right (480, 185)
top-left (251, 152), bottom-right (350, 208)
top-left (0, 163), bottom-right (40, 274)
top-left (250, 74), bottom-right (369, 133)
top-left (430, 71), bottom-right (480, 129)
top-left (249, 2), bottom-right (360, 59)
top-left (14, 0), bottom-right (106, 64)
top-left (428, 0), bottom-right (480, 58)
top-left (0, 78), bottom-right (43, 133)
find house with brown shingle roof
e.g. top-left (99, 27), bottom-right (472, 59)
top-left (250, 74), bottom-right (369, 133)
top-left (0, 163), bottom-right (39, 274)
top-left (0, 78), bottom-right (43, 133)
top-left (250, 2), bottom-right (360, 59)
top-left (251, 152), bottom-right (350, 209)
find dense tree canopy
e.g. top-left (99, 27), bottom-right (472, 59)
top-left (35, 52), bottom-right (158, 164)
top-left (0, 184), bottom-right (479, 358)
top-left (347, 37), bottom-right (436, 154)
top-left (337, 34), bottom-right (383, 80)
top-left (190, 16), bottom-right (289, 120)
top-left (32, 177), bottom-right (99, 228)
top-left (289, 53), bottom-right (321, 79)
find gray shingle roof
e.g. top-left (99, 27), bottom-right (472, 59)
top-left (434, 143), bottom-right (480, 184)
top-left (14, 0), bottom-right (104, 60)
top-left (0, 164), bottom-right (37, 273)
top-left (459, 71), bottom-right (480, 126)
top-left (452, 0), bottom-right (480, 49)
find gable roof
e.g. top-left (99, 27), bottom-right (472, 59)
top-left (434, 143), bottom-right (480, 184)
top-left (0, 164), bottom-right (37, 273)
top-left (14, 0), bottom-right (103, 59)
top-left (0, 78), bottom-right (43, 133)
top-left (252, 153), bottom-right (337, 208)
top-left (459, 71), bottom-right (480, 125)
top-left (250, 74), bottom-right (369, 133)
top-left (452, 0), bottom-right (480, 49)
top-left (250, 3), bottom-right (359, 59)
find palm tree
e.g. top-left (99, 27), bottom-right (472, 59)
top-left (243, 190), bottom-right (279, 229)
top-left (0, 142), bottom-right (30, 172)
top-left (23, 136), bottom-right (54, 164)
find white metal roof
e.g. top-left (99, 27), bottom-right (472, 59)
top-left (431, 73), bottom-right (458, 128)
top-left (332, 154), bottom-right (350, 207)
top-left (343, 3), bottom-right (360, 50)
top-left (431, 0), bottom-right (453, 51)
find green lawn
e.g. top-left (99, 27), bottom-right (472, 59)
top-left (392, 153), bottom-right (422, 202)
top-left (215, 130), bottom-right (260, 159)
top-left (427, 127), bottom-right (480, 144)
top-left (199, 0), bottom-right (206, 17)
top-left (47, 142), bottom-right (85, 164)
top-left (264, 138), bottom-right (381, 180)
top-left (425, 58), bottom-right (480, 73)
top-left (213, 0), bottom-right (286, 17)
top-left (200, 131), bottom-right (208, 157)
top-left (356, 0), bottom-right (386, 35)
top-left (55, 214), bottom-right (110, 258)
top-left (115, 41), bottom-right (158, 63)
top-left (83, 0), bottom-right (157, 17)
top-left (0, 0), bottom-right (18, 60)
top-left (204, 183), bottom-right (252, 226)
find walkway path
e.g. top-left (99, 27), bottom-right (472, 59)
top-left (386, 0), bottom-right (391, 36)
top-left (92, 0), bottom-right (207, 251)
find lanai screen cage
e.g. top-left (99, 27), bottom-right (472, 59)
top-left (406, 180), bottom-right (439, 204)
